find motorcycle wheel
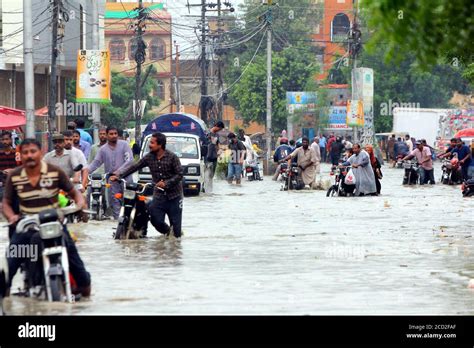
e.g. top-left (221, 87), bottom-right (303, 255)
top-left (115, 222), bottom-right (126, 240)
top-left (97, 196), bottom-right (103, 221)
top-left (326, 186), bottom-right (337, 197)
top-left (50, 275), bottom-right (63, 302)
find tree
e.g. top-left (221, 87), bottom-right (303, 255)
top-left (363, 0), bottom-right (474, 83)
top-left (222, 0), bottom-right (323, 133)
top-left (326, 44), bottom-right (471, 132)
top-left (66, 69), bottom-right (161, 129)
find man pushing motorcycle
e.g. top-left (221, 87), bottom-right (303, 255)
top-left (110, 132), bottom-right (184, 239)
top-left (0, 139), bottom-right (91, 302)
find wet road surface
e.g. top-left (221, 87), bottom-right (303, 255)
top-left (1, 162), bottom-right (473, 314)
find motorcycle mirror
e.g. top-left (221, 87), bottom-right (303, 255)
top-left (73, 164), bottom-right (83, 172)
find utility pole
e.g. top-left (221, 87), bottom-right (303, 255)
top-left (134, 0), bottom-right (146, 144)
top-left (199, 0), bottom-right (209, 125)
top-left (216, 0), bottom-right (224, 121)
top-left (48, 0), bottom-right (60, 136)
top-left (91, 0), bottom-right (101, 144)
top-left (350, 0), bottom-right (362, 143)
top-left (23, 0), bottom-right (35, 138)
top-left (175, 41), bottom-right (181, 112)
top-left (264, 1), bottom-right (273, 175)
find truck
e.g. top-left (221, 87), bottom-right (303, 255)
top-left (138, 113), bottom-right (208, 196)
top-left (392, 108), bottom-right (452, 148)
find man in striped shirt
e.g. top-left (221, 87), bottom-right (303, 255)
top-left (1, 139), bottom-right (91, 298)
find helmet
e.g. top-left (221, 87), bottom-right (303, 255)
top-left (280, 137), bottom-right (288, 145)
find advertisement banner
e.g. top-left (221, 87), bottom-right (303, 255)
top-left (76, 50), bottom-right (111, 103)
top-left (346, 100), bottom-right (364, 127)
top-left (328, 106), bottom-right (348, 128)
top-left (286, 92), bottom-right (317, 114)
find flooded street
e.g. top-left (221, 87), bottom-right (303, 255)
top-left (2, 162), bottom-right (474, 315)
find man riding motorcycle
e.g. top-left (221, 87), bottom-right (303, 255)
top-left (0, 139), bottom-right (91, 301)
top-left (272, 138), bottom-right (293, 181)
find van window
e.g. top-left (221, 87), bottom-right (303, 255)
top-left (144, 136), bottom-right (199, 159)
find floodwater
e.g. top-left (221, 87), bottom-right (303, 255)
top-left (1, 162), bottom-right (473, 315)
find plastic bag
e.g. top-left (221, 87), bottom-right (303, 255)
top-left (345, 168), bottom-right (356, 185)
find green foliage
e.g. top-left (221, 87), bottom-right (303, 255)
top-left (356, 45), bottom-right (471, 132)
top-left (66, 69), bottom-right (160, 129)
top-left (363, 0), bottom-right (474, 83)
top-left (223, 0), bottom-right (322, 133)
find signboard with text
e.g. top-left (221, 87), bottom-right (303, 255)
top-left (76, 50), bottom-right (111, 103)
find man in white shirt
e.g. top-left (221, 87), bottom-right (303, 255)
top-left (63, 130), bottom-right (88, 192)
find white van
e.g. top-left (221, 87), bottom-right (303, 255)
top-left (138, 132), bottom-right (205, 196)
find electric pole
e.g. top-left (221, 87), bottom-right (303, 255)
top-left (216, 0), bottom-right (224, 121)
top-left (91, 0), bottom-right (101, 143)
top-left (199, 0), bottom-right (209, 125)
top-left (264, 1), bottom-right (273, 175)
top-left (48, 0), bottom-right (60, 136)
top-left (134, 0), bottom-right (146, 144)
top-left (175, 41), bottom-right (181, 112)
top-left (24, 0), bottom-right (35, 138)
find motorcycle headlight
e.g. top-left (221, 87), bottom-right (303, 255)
top-left (39, 222), bottom-right (62, 240)
top-left (141, 167), bottom-right (150, 173)
top-left (124, 189), bottom-right (136, 200)
top-left (403, 163), bottom-right (412, 169)
top-left (91, 180), bottom-right (102, 188)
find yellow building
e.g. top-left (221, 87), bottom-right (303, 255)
top-left (104, 2), bottom-right (172, 115)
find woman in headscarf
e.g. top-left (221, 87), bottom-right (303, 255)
top-left (366, 144), bottom-right (382, 195)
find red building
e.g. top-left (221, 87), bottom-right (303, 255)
top-left (313, 0), bottom-right (354, 80)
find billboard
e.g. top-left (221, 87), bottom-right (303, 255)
top-left (76, 50), bottom-right (111, 103)
top-left (346, 100), bottom-right (364, 127)
top-left (286, 92), bottom-right (317, 114)
top-left (328, 106), bottom-right (348, 128)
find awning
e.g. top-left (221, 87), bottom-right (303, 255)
top-left (0, 106), bottom-right (26, 130)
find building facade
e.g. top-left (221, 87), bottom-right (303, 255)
top-left (0, 0), bottom-right (105, 130)
top-left (312, 0), bottom-right (354, 80)
top-left (104, 1), bottom-right (172, 115)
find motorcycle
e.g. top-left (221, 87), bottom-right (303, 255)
top-left (13, 204), bottom-right (81, 303)
top-left (114, 180), bottom-right (153, 240)
top-left (245, 159), bottom-right (263, 181)
top-left (87, 173), bottom-right (110, 220)
top-left (280, 161), bottom-right (304, 191)
top-left (326, 165), bottom-right (355, 197)
top-left (461, 179), bottom-right (474, 197)
top-left (402, 160), bottom-right (419, 185)
top-left (440, 158), bottom-right (462, 185)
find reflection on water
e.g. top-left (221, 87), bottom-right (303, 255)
top-left (1, 163), bottom-right (473, 315)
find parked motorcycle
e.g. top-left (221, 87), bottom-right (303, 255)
top-left (245, 159), bottom-right (263, 181)
top-left (13, 204), bottom-right (81, 303)
top-left (440, 158), bottom-right (462, 185)
top-left (280, 161), bottom-right (304, 191)
top-left (87, 173), bottom-right (109, 220)
top-left (114, 180), bottom-right (153, 240)
top-left (402, 160), bottom-right (419, 185)
top-left (326, 165), bottom-right (355, 197)
top-left (462, 179), bottom-right (474, 197)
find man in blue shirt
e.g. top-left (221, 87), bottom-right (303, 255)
top-left (319, 135), bottom-right (327, 162)
top-left (272, 138), bottom-right (292, 180)
top-left (451, 138), bottom-right (472, 180)
top-left (74, 118), bottom-right (93, 145)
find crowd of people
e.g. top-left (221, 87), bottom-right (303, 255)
top-left (1, 120), bottom-right (473, 305)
